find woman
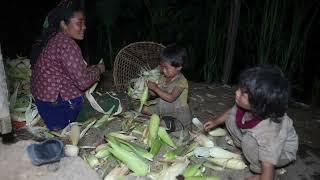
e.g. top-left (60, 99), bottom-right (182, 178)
top-left (31, 2), bottom-right (105, 131)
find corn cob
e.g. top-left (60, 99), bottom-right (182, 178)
top-left (158, 127), bottom-right (177, 149)
top-left (107, 137), bottom-right (150, 176)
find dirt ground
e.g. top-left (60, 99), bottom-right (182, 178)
top-left (1, 71), bottom-right (319, 180)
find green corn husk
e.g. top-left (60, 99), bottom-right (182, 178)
top-left (93, 106), bottom-right (115, 128)
top-left (182, 164), bottom-right (204, 177)
top-left (107, 137), bottom-right (150, 176)
top-left (108, 132), bottom-right (138, 141)
top-left (148, 114), bottom-right (160, 146)
top-left (158, 127), bottom-right (176, 149)
top-left (116, 138), bottom-right (154, 161)
top-left (95, 146), bottom-right (111, 158)
top-left (132, 125), bottom-right (147, 135)
top-left (150, 137), bottom-right (162, 156)
top-left (86, 154), bottom-right (100, 168)
top-left (163, 150), bottom-right (177, 160)
top-left (138, 86), bottom-right (148, 112)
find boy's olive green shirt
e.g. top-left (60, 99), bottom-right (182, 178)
top-left (147, 73), bottom-right (192, 127)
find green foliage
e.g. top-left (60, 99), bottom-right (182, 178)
top-left (312, 78), bottom-right (320, 106)
top-left (90, 0), bottom-right (317, 96)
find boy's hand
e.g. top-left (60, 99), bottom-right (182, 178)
top-left (203, 109), bottom-right (231, 132)
top-left (147, 81), bottom-right (158, 91)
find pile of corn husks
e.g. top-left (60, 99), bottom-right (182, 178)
top-left (5, 56), bottom-right (41, 129)
top-left (67, 67), bottom-right (248, 180)
top-left (73, 111), bottom-right (248, 180)
top-left (5, 58), bottom-right (248, 179)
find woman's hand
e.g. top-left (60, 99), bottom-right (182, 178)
top-left (96, 64), bottom-right (105, 74)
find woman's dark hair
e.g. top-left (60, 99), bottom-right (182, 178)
top-left (238, 64), bottom-right (290, 122)
top-left (30, 0), bottom-right (84, 67)
top-left (160, 44), bottom-right (187, 68)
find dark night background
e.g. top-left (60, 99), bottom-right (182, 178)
top-left (0, 0), bottom-right (319, 105)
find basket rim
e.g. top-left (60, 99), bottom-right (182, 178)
top-left (113, 41), bottom-right (165, 92)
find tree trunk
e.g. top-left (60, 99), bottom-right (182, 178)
top-left (222, 0), bottom-right (241, 84)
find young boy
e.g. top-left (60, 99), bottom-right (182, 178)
top-left (142, 44), bottom-right (192, 133)
top-left (204, 65), bottom-right (298, 180)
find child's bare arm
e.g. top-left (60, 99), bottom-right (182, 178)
top-left (147, 81), bottom-right (184, 102)
top-left (203, 109), bottom-right (231, 132)
top-left (260, 161), bottom-right (274, 180)
top-left (148, 88), bottom-right (157, 97)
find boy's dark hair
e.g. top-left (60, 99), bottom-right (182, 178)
top-left (30, 0), bottom-right (84, 67)
top-left (160, 44), bottom-right (187, 67)
top-left (238, 64), bottom-right (289, 122)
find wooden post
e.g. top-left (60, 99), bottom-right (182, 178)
top-left (222, 0), bottom-right (241, 84)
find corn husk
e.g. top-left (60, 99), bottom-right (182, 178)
top-left (108, 132), bottom-right (138, 141)
top-left (157, 157), bottom-right (190, 180)
top-left (207, 158), bottom-right (247, 170)
top-left (93, 106), bottom-right (115, 128)
top-left (138, 86), bottom-right (148, 112)
top-left (70, 123), bottom-right (81, 145)
top-left (209, 147), bottom-right (242, 159)
top-left (107, 137), bottom-right (150, 176)
top-left (96, 143), bottom-right (108, 152)
top-left (225, 135), bottom-right (235, 146)
top-left (182, 164), bottom-right (205, 177)
top-left (80, 118), bottom-right (97, 139)
top-left (95, 146), bottom-right (111, 158)
top-left (127, 66), bottom-right (160, 99)
top-left (193, 147), bottom-right (211, 158)
top-left (208, 128), bottom-right (227, 137)
top-left (104, 164), bottom-right (129, 180)
top-left (148, 114), bottom-right (160, 146)
top-left (115, 137), bottom-right (154, 161)
top-left (85, 74), bottom-right (122, 115)
top-left (86, 154), bottom-right (100, 168)
top-left (158, 127), bottom-right (177, 149)
top-left (192, 117), bottom-right (204, 130)
top-left (150, 137), bottom-right (162, 157)
top-left (203, 162), bottom-right (225, 171)
top-left (163, 150), bottom-right (177, 160)
top-left (191, 132), bottom-right (214, 147)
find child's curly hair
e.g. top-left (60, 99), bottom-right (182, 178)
top-left (238, 65), bottom-right (289, 122)
top-left (160, 44), bottom-right (187, 68)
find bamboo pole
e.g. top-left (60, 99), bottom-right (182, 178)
top-left (222, 0), bottom-right (241, 84)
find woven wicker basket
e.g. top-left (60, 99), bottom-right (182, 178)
top-left (113, 41), bottom-right (165, 92)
